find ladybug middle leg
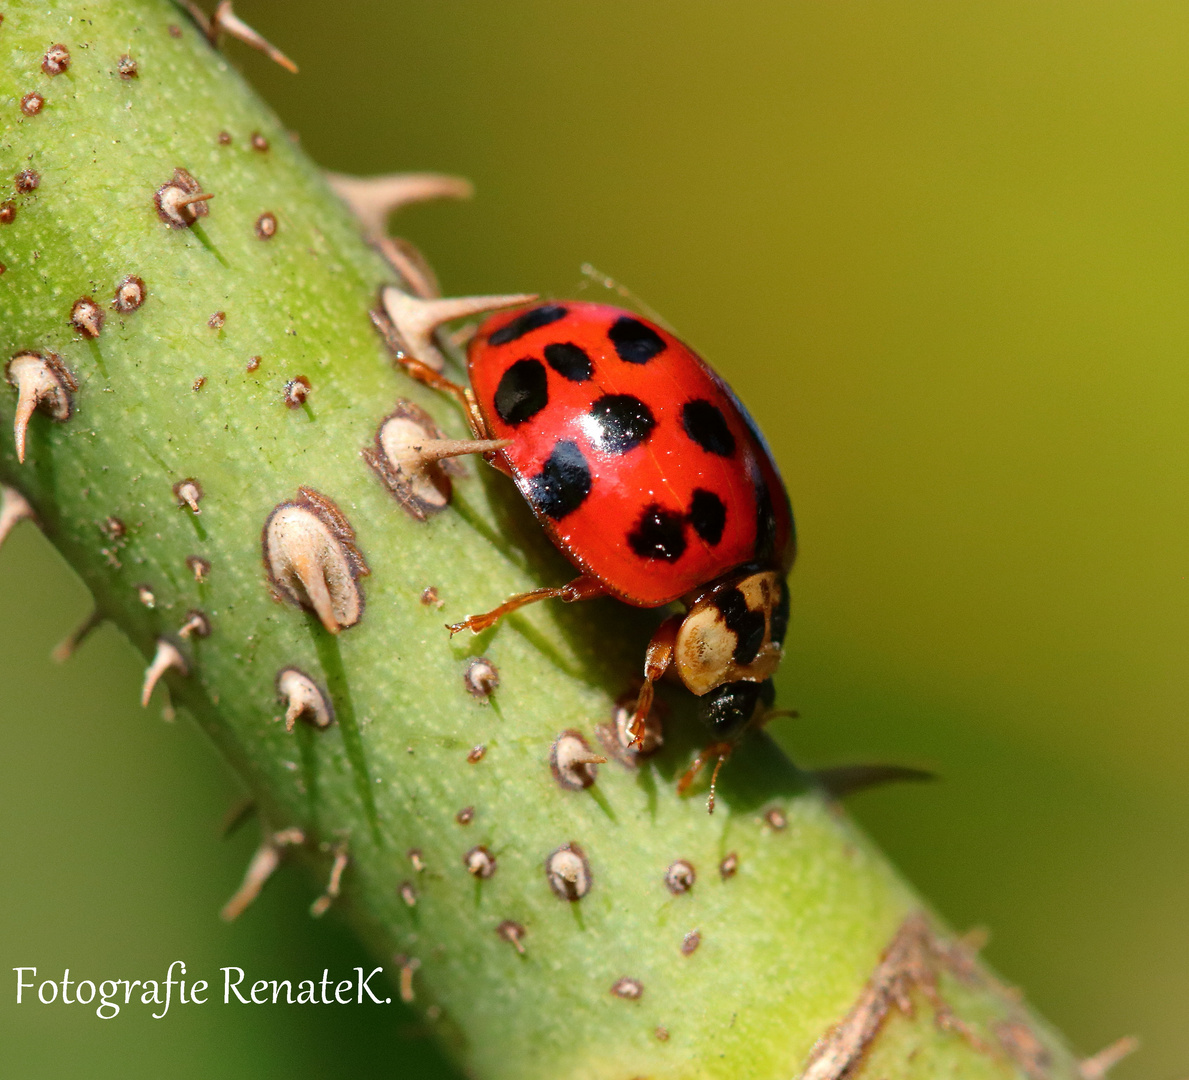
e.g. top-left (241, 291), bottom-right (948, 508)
top-left (625, 615), bottom-right (683, 747)
top-left (447, 574), bottom-right (607, 636)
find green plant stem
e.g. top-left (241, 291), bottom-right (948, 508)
top-left (0, 3), bottom-right (1088, 1078)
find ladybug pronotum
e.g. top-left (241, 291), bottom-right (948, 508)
top-left (383, 294), bottom-right (795, 808)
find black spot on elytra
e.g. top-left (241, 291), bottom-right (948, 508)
top-left (608, 316), bottom-right (666, 364)
top-left (770, 579), bottom-right (790, 645)
top-left (488, 304), bottom-right (569, 346)
top-left (628, 504), bottom-right (687, 562)
top-left (713, 587), bottom-right (766, 667)
top-left (752, 467), bottom-right (778, 563)
top-left (543, 341), bottom-right (592, 382)
top-left (494, 358), bottom-right (548, 426)
top-left (682, 400), bottom-right (736, 457)
top-left (689, 488), bottom-right (726, 545)
top-left (588, 394), bottom-right (655, 455)
top-left (527, 440), bottom-right (591, 520)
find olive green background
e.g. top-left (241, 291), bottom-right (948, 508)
top-left (2, 2), bottom-right (1186, 1077)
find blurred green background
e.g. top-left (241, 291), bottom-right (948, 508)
top-left (2, 1), bottom-right (1187, 1076)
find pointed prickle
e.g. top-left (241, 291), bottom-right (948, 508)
top-left (365, 399), bottom-right (508, 521)
top-left (0, 485), bottom-right (35, 550)
top-left (178, 610), bottom-right (211, 639)
top-left (155, 169), bottom-right (212, 229)
top-left (211, 1), bottom-right (299, 73)
top-left (326, 172), bottom-right (473, 239)
top-left (140, 638), bottom-right (188, 708)
top-left (6, 352), bottom-right (78, 464)
top-left (310, 844), bottom-right (349, 917)
top-left (173, 478), bottom-right (204, 514)
top-left (380, 288), bottom-right (536, 372)
top-left (276, 667), bottom-right (333, 731)
top-left (219, 827), bottom-right (303, 922)
top-left (263, 488), bottom-right (368, 633)
top-left (220, 841), bottom-right (280, 922)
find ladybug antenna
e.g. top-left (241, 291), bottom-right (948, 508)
top-left (381, 287), bottom-right (537, 372)
top-left (577, 263), bottom-right (675, 333)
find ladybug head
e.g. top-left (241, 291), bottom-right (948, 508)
top-left (671, 568), bottom-right (790, 698)
top-left (699, 678), bottom-right (776, 738)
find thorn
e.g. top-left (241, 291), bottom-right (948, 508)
top-left (545, 843), bottom-right (591, 901)
top-left (220, 842), bottom-right (279, 922)
top-left (263, 488), bottom-right (368, 633)
top-left (154, 168), bottom-right (212, 229)
top-left (326, 172), bottom-right (473, 239)
top-left (399, 881), bottom-right (417, 907)
top-left (310, 844), bottom-right (348, 917)
top-left (276, 667), bottom-right (333, 731)
top-left (136, 584), bottom-right (156, 608)
top-left (380, 288), bottom-right (536, 372)
top-left (220, 795), bottom-right (256, 838)
top-left (178, 609), bottom-right (211, 639)
top-left (51, 608), bottom-right (102, 663)
top-left (140, 638), bottom-right (188, 707)
top-left (6, 352), bottom-right (77, 464)
top-left (811, 763), bottom-right (936, 801)
top-left (219, 827), bottom-right (304, 921)
top-left (0, 485), bottom-right (35, 550)
top-left (173, 478), bottom-right (203, 513)
top-left (496, 920), bottom-right (527, 955)
top-left (550, 730), bottom-right (606, 791)
top-left (178, 192), bottom-right (215, 209)
top-left (393, 955), bottom-right (420, 1003)
top-left (1079, 1036), bottom-right (1140, 1079)
top-left (375, 236), bottom-right (440, 299)
top-left (209, 1), bottom-right (298, 73)
top-left (186, 555), bottom-right (211, 583)
top-left (366, 400), bottom-right (506, 521)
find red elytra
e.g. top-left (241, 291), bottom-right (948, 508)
top-left (467, 300), bottom-right (794, 606)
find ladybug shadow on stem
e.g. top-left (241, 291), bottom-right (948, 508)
top-left (457, 456), bottom-right (657, 686)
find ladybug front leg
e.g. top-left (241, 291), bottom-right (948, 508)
top-left (447, 574), bottom-right (607, 636)
top-left (676, 742), bottom-right (734, 814)
top-left (626, 614), bottom-right (683, 748)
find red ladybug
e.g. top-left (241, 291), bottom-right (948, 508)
top-left (382, 294), bottom-right (795, 807)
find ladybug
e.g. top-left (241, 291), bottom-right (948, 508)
top-left (382, 293), bottom-right (795, 807)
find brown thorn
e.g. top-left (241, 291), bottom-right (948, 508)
top-left (220, 841), bottom-right (280, 922)
top-left (211, 1), bottom-right (298, 73)
top-left (177, 191), bottom-right (215, 209)
top-left (1079, 1036), bottom-right (1139, 1080)
top-left (140, 638), bottom-right (188, 708)
top-left (394, 955), bottom-right (420, 1003)
top-left (310, 843), bottom-right (348, 917)
top-left (0, 485), bottom-right (35, 549)
top-left (380, 288), bottom-right (536, 372)
top-left (220, 795), bottom-right (256, 838)
top-left (6, 352), bottom-right (76, 464)
top-left (219, 826), bottom-right (304, 921)
top-left (326, 172), bottom-right (473, 239)
top-left (178, 610), bottom-right (211, 639)
top-left (51, 608), bottom-right (103, 663)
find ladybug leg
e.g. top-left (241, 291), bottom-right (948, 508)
top-left (676, 742), bottom-right (734, 814)
top-left (447, 574), bottom-right (606, 636)
top-left (626, 615), bottom-right (682, 748)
